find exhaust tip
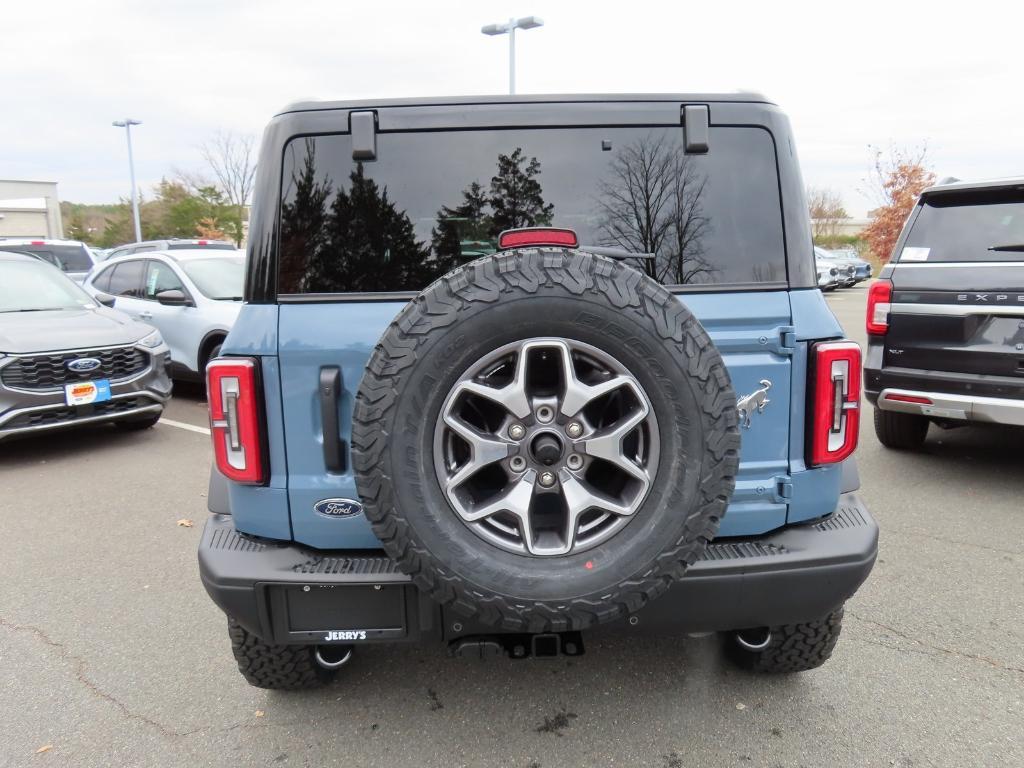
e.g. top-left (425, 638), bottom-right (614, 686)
top-left (315, 645), bottom-right (353, 669)
top-left (735, 628), bottom-right (772, 652)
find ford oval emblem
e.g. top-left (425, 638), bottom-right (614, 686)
top-left (67, 357), bottom-right (102, 373)
top-left (314, 498), bottom-right (363, 519)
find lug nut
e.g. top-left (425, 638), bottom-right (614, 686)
top-left (536, 406), bottom-right (553, 423)
top-left (509, 456), bottom-right (526, 472)
top-left (538, 471), bottom-right (557, 488)
top-left (508, 423), bottom-right (526, 440)
top-left (566, 422), bottom-right (583, 438)
top-left (566, 454), bottom-right (583, 470)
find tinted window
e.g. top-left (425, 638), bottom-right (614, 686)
top-left (107, 260), bottom-right (146, 297)
top-left (902, 189), bottom-right (1024, 263)
top-left (277, 126), bottom-right (785, 294)
top-left (144, 261), bottom-right (186, 299)
top-left (91, 265), bottom-right (114, 292)
top-left (0, 244), bottom-right (92, 271)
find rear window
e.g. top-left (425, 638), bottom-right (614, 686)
top-left (901, 188), bottom-right (1024, 263)
top-left (0, 243), bottom-right (92, 272)
top-left (277, 126), bottom-right (785, 295)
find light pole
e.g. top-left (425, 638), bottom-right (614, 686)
top-left (481, 16), bottom-right (544, 95)
top-left (112, 119), bottom-right (143, 242)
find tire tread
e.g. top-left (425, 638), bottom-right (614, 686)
top-left (228, 619), bottom-right (333, 690)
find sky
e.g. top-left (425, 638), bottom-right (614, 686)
top-left (3, 0), bottom-right (1022, 216)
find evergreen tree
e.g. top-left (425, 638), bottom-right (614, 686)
top-left (278, 139), bottom-right (332, 292)
top-left (488, 148), bottom-right (553, 236)
top-left (429, 181), bottom-right (493, 271)
top-left (322, 163), bottom-right (429, 292)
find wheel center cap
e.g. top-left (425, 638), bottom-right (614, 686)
top-left (530, 432), bottom-right (564, 466)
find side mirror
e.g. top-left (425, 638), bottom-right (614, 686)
top-left (156, 289), bottom-right (191, 307)
top-left (95, 292), bottom-right (117, 308)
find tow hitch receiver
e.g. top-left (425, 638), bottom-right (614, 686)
top-left (450, 632), bottom-right (585, 660)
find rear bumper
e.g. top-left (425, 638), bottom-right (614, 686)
top-left (874, 386), bottom-right (1024, 426)
top-left (199, 493), bottom-right (878, 644)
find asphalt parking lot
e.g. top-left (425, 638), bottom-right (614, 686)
top-left (2, 285), bottom-right (1022, 768)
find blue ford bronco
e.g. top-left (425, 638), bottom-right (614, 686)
top-left (197, 94), bottom-right (878, 689)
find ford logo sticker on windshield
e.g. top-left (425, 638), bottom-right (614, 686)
top-left (314, 498), bottom-right (364, 519)
top-left (67, 357), bottom-right (102, 373)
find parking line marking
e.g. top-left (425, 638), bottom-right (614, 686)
top-left (159, 417), bottom-right (211, 436)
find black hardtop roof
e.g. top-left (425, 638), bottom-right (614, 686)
top-left (277, 92), bottom-right (773, 116)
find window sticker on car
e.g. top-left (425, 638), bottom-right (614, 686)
top-left (900, 247), bottom-right (930, 262)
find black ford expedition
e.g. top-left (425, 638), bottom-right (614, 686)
top-left (866, 177), bottom-right (1024, 448)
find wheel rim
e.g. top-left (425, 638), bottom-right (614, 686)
top-left (433, 337), bottom-right (660, 557)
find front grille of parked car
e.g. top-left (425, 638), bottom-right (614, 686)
top-left (2, 398), bottom-right (144, 431)
top-left (0, 347), bottom-right (148, 391)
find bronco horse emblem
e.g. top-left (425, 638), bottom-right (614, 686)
top-left (737, 379), bottom-right (772, 428)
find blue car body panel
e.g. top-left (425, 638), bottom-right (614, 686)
top-left (785, 288), bottom-right (845, 523)
top-left (277, 302), bottom-right (404, 548)
top-left (221, 305), bottom-right (292, 540)
top-left (225, 289), bottom-right (835, 550)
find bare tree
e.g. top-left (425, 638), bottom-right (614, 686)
top-left (597, 134), bottom-right (713, 284)
top-left (666, 156), bottom-right (712, 283)
top-left (201, 131), bottom-right (258, 245)
top-left (807, 186), bottom-right (849, 240)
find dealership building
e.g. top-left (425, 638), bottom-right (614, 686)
top-left (0, 179), bottom-right (63, 238)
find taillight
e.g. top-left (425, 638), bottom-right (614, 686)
top-left (207, 358), bottom-right (266, 484)
top-left (498, 227), bottom-right (579, 249)
top-left (866, 281), bottom-right (892, 335)
top-left (809, 341), bottom-right (861, 466)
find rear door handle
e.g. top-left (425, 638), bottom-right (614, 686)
top-left (319, 366), bottom-right (346, 473)
top-left (138, 311), bottom-right (153, 320)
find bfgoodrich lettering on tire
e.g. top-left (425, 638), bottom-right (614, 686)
top-left (352, 249), bottom-right (740, 632)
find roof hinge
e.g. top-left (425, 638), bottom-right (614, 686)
top-left (350, 111), bottom-right (377, 161)
top-left (681, 104), bottom-right (709, 153)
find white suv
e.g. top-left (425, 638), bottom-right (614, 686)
top-left (83, 249), bottom-right (243, 380)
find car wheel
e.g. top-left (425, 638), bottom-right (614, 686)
top-left (352, 248), bottom-right (740, 632)
top-left (725, 607), bottom-right (844, 673)
top-left (204, 343), bottom-right (223, 372)
top-left (873, 408), bottom-right (929, 450)
top-left (228, 618), bottom-right (341, 690)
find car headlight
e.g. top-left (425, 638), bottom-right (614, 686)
top-left (138, 330), bottom-right (164, 349)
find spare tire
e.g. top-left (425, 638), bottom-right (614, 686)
top-left (352, 249), bottom-right (739, 632)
